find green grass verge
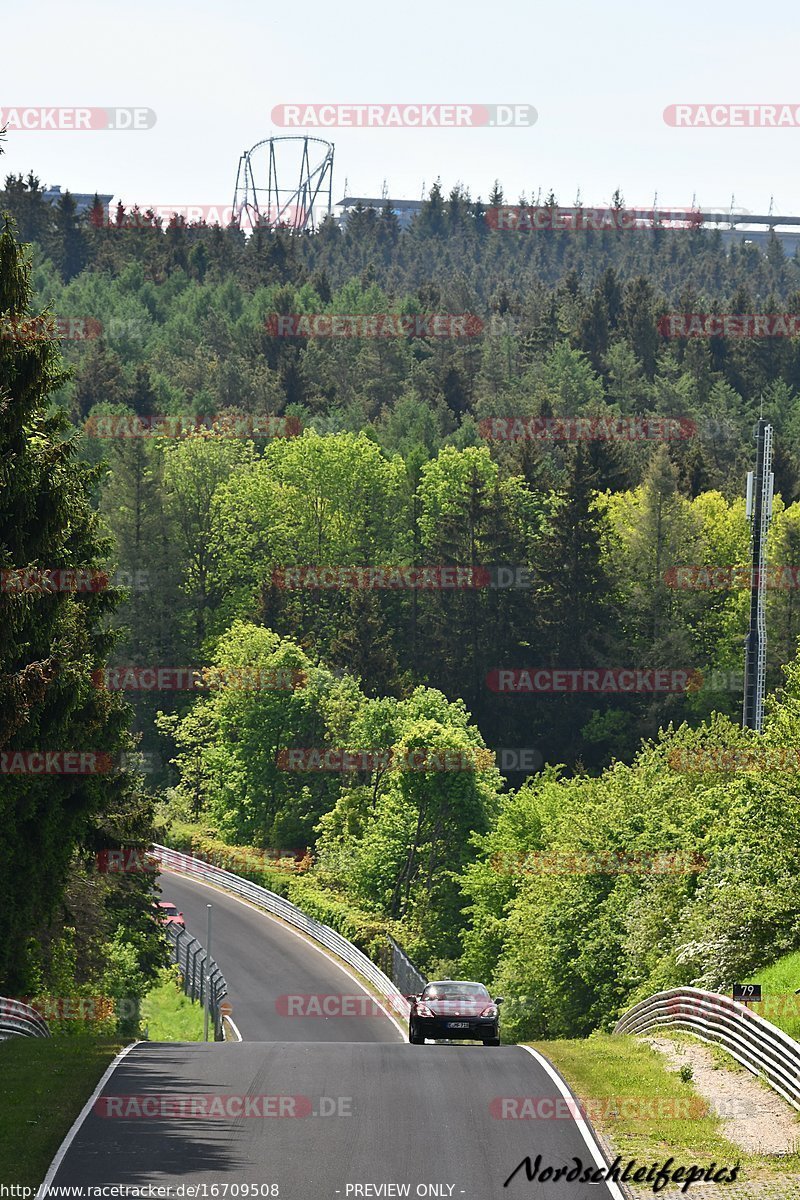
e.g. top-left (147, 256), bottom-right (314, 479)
top-left (752, 951), bottom-right (800, 993)
top-left (141, 966), bottom-right (205, 1041)
top-left (750, 951), bottom-right (800, 1040)
top-left (533, 1032), bottom-right (800, 1179)
top-left (0, 1037), bottom-right (122, 1187)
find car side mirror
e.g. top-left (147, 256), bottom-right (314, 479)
top-left (494, 997), bottom-right (504, 1005)
top-left (405, 995), bottom-right (419, 1002)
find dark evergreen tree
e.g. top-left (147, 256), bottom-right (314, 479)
top-left (0, 214), bottom-right (159, 992)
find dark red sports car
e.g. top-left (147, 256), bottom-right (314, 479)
top-left (407, 980), bottom-right (502, 1045)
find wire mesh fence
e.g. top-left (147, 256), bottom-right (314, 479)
top-left (386, 935), bottom-right (427, 997)
top-left (165, 923), bottom-right (228, 1040)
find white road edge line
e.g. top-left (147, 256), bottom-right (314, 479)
top-left (224, 1014), bottom-right (243, 1042)
top-left (519, 1045), bottom-right (627, 1200)
top-left (39, 1041), bottom-right (142, 1197)
top-left (162, 868), bottom-right (408, 1043)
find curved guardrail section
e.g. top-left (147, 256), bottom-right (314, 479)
top-left (614, 986), bottom-right (800, 1112)
top-left (152, 844), bottom-right (410, 1023)
top-left (0, 996), bottom-right (50, 1040)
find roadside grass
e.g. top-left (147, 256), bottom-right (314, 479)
top-left (0, 1037), bottom-right (122, 1188)
top-left (141, 966), bottom-right (205, 1041)
top-left (751, 952), bottom-right (800, 1040)
top-left (533, 1033), bottom-right (800, 1179)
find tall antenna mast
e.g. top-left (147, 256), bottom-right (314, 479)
top-left (743, 416), bottom-right (774, 731)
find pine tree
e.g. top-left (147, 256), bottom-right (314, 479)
top-left (0, 215), bottom-right (152, 990)
top-left (534, 444), bottom-right (615, 666)
top-left (73, 343), bottom-right (127, 418)
top-left (489, 181), bottom-right (504, 206)
top-left (51, 190), bottom-right (87, 281)
top-left (623, 276), bottom-right (659, 378)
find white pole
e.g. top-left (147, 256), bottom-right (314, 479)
top-left (203, 904), bottom-right (212, 1041)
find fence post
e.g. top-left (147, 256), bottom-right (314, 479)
top-left (204, 904), bottom-right (212, 1042)
top-left (173, 927), bottom-right (186, 992)
top-left (189, 943), bottom-right (202, 1000)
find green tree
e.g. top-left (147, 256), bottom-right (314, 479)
top-left (0, 215), bottom-right (159, 992)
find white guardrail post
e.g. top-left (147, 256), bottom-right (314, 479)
top-left (152, 844), bottom-right (411, 1023)
top-left (614, 986), bottom-right (800, 1111)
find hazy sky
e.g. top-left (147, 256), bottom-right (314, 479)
top-left (3, 0), bottom-right (799, 218)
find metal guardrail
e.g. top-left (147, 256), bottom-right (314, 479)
top-left (387, 935), bottom-right (427, 997)
top-left (0, 996), bottom-right (50, 1040)
top-left (152, 845), bottom-right (411, 1023)
top-left (615, 986), bottom-right (800, 1112)
top-left (164, 922), bottom-right (228, 1040)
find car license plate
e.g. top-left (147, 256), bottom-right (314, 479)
top-left (447, 1021), bottom-right (469, 1029)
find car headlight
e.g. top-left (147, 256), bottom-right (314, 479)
top-left (415, 1003), bottom-right (434, 1018)
top-left (480, 1005), bottom-right (498, 1018)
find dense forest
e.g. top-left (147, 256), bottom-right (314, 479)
top-left (3, 161), bottom-right (800, 1037)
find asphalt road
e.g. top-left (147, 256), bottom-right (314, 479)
top-left (45, 871), bottom-right (624, 1198)
top-left (49, 1040), bottom-right (625, 1198)
top-left (157, 870), bottom-right (404, 1042)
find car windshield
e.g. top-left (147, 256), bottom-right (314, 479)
top-left (161, 904), bottom-right (178, 915)
top-left (422, 983), bottom-right (490, 1000)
